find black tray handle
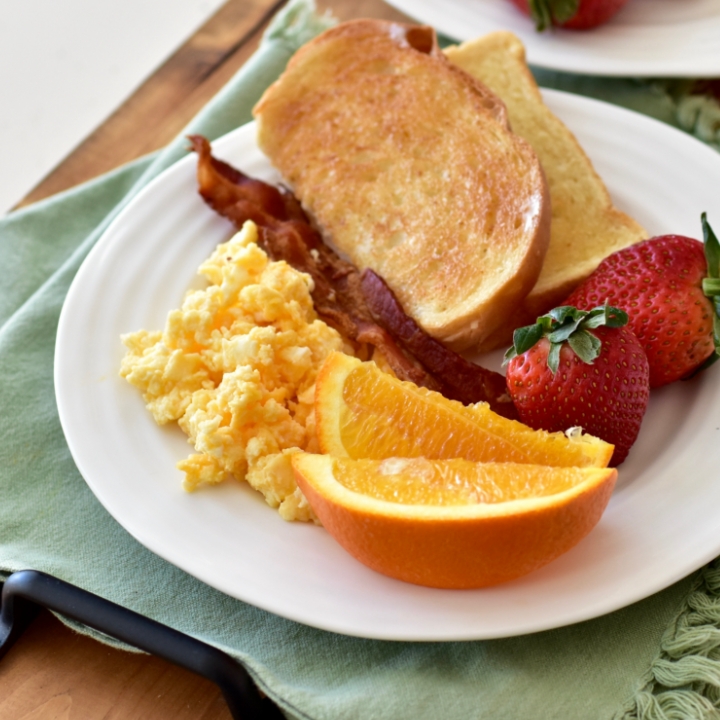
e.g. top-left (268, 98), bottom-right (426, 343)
top-left (0, 570), bottom-right (285, 719)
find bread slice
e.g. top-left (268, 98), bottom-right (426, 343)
top-left (253, 20), bottom-right (551, 351)
top-left (444, 32), bottom-right (647, 351)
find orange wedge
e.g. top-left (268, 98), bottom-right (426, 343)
top-left (315, 352), bottom-right (613, 467)
top-left (292, 453), bottom-right (617, 588)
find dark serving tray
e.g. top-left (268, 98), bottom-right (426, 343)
top-left (0, 570), bottom-right (284, 719)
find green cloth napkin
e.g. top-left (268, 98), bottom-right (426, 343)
top-left (3, 2), bottom-right (720, 718)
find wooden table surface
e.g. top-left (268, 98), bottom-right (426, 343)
top-left (0, 1), bottom-right (411, 718)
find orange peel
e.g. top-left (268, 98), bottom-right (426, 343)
top-left (292, 453), bottom-right (617, 588)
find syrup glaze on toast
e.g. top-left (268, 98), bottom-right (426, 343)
top-left (253, 20), bottom-right (551, 351)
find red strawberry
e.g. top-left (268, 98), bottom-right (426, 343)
top-left (509, 0), bottom-right (631, 30)
top-left (564, 215), bottom-right (720, 388)
top-left (504, 305), bottom-right (649, 466)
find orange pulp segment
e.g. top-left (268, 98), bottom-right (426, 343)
top-left (315, 352), bottom-right (613, 468)
top-left (292, 453), bottom-right (617, 589)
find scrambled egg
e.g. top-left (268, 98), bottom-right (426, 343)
top-left (120, 220), bottom-right (348, 522)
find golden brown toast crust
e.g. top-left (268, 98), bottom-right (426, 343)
top-left (253, 20), bottom-right (551, 351)
top-left (444, 32), bottom-right (647, 351)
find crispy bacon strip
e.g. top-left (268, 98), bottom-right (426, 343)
top-left (188, 135), bottom-right (517, 418)
top-left (360, 270), bottom-right (515, 416)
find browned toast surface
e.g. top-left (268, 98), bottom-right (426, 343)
top-left (445, 32), bottom-right (647, 350)
top-left (253, 20), bottom-right (551, 350)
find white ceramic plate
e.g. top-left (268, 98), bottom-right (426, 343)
top-left (56, 91), bottom-right (720, 641)
top-left (386, 0), bottom-right (720, 77)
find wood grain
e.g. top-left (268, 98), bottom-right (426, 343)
top-left (18, 0), bottom-right (408, 208)
top-left (3, 0), bottom-right (413, 717)
top-left (17, 0), bottom-right (280, 208)
top-left (0, 611), bottom-right (232, 720)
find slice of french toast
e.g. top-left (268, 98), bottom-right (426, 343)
top-left (444, 32), bottom-right (647, 352)
top-left (253, 19), bottom-right (551, 352)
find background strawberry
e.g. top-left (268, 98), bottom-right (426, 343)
top-left (509, 0), bottom-right (631, 30)
top-left (564, 215), bottom-right (720, 388)
top-left (504, 305), bottom-right (649, 466)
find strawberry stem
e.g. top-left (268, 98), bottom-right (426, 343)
top-left (527, 0), bottom-right (552, 30)
top-left (697, 213), bottom-right (720, 372)
top-left (503, 305), bottom-right (628, 375)
top-left (702, 278), bottom-right (720, 295)
top-left (526, 0), bottom-right (580, 30)
top-left (702, 212), bottom-right (720, 279)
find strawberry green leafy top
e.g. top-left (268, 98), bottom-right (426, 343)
top-left (503, 305), bottom-right (629, 375)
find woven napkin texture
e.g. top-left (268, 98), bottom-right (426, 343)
top-left (3, 2), bottom-right (720, 718)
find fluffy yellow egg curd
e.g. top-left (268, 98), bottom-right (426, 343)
top-left (119, 220), bottom-right (350, 522)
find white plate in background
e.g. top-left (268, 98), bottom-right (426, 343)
top-left (56, 92), bottom-right (720, 640)
top-left (386, 0), bottom-right (720, 77)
